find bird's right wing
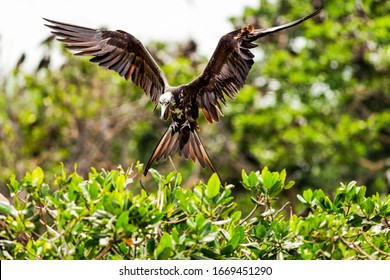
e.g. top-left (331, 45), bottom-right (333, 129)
top-left (44, 19), bottom-right (168, 103)
top-left (186, 8), bottom-right (322, 123)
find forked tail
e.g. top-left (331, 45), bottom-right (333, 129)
top-left (144, 123), bottom-right (220, 179)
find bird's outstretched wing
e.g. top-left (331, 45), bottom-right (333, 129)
top-left (44, 19), bottom-right (168, 103)
top-left (187, 8), bottom-right (322, 123)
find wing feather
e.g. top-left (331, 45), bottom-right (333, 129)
top-left (143, 123), bottom-right (219, 179)
top-left (44, 18), bottom-right (168, 103)
top-left (187, 9), bottom-right (322, 123)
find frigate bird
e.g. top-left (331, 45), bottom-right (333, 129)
top-left (44, 8), bottom-right (322, 178)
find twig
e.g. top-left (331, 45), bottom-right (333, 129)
top-left (168, 156), bottom-right (177, 172)
top-left (360, 230), bottom-right (390, 257)
top-left (239, 204), bottom-right (259, 226)
top-left (95, 242), bottom-right (113, 260)
top-left (133, 243), bottom-right (137, 259)
top-left (164, 216), bottom-right (189, 224)
top-left (339, 235), bottom-right (374, 260)
top-left (273, 202), bottom-right (292, 219)
top-left (39, 201), bottom-right (55, 239)
top-left (139, 179), bottom-right (150, 196)
top-left (38, 219), bottom-right (60, 238)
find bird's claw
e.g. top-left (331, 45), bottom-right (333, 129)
top-left (171, 122), bottom-right (180, 133)
top-left (180, 120), bottom-right (191, 130)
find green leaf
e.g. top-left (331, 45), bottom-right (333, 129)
top-left (186, 217), bottom-right (197, 230)
top-left (149, 169), bottom-right (163, 183)
top-left (253, 224), bottom-right (267, 239)
top-left (248, 171), bottom-right (259, 188)
top-left (155, 233), bottom-right (172, 260)
top-left (31, 167), bottom-right (44, 186)
top-left (269, 181), bottom-right (283, 198)
top-left (40, 184), bottom-right (50, 198)
top-left (116, 211), bottom-right (130, 229)
top-left (348, 215), bottom-right (364, 227)
top-left (347, 181), bottom-right (357, 191)
top-left (333, 192), bottom-right (345, 207)
top-left (115, 174), bottom-right (126, 191)
top-left (231, 211), bottom-right (242, 223)
top-left (174, 172), bottom-right (182, 188)
top-left (280, 169), bottom-right (287, 183)
top-left (356, 186), bottom-right (366, 204)
top-left (361, 198), bottom-right (375, 217)
top-left (0, 201), bottom-right (18, 218)
top-left (303, 189), bottom-right (313, 203)
top-left (147, 238), bottom-right (156, 256)
top-left (227, 226), bottom-right (245, 249)
top-left (241, 169), bottom-right (249, 187)
top-left (88, 181), bottom-right (99, 200)
top-left (165, 171), bottom-right (177, 184)
top-left (284, 180), bottom-right (295, 190)
top-left (220, 244), bottom-right (234, 256)
top-left (379, 201), bottom-right (390, 217)
top-left (206, 173), bottom-right (220, 199)
top-left (297, 194), bottom-right (307, 204)
top-left (322, 196), bottom-right (333, 210)
top-left (262, 167), bottom-right (278, 189)
top-left (200, 248), bottom-right (220, 259)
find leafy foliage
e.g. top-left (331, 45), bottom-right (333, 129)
top-left (1, 167), bottom-right (388, 259)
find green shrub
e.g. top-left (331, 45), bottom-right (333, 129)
top-left (0, 165), bottom-right (389, 259)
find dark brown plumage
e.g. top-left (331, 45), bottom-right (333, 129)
top-left (44, 9), bottom-right (322, 179)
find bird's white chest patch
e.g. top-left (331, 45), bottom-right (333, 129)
top-left (171, 108), bottom-right (184, 119)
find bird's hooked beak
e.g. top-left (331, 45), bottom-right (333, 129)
top-left (160, 103), bottom-right (168, 120)
top-left (158, 91), bottom-right (173, 120)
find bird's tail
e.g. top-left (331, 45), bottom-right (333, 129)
top-left (144, 123), bottom-right (219, 178)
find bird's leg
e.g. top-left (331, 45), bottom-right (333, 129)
top-left (171, 121), bottom-right (180, 133)
top-left (168, 156), bottom-right (177, 172)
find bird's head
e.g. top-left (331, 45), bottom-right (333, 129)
top-left (159, 91), bottom-right (173, 120)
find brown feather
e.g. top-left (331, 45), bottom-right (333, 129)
top-left (144, 127), bottom-right (172, 175)
top-left (187, 8), bottom-right (322, 123)
top-left (44, 18), bottom-right (168, 103)
top-left (143, 122), bottom-right (220, 179)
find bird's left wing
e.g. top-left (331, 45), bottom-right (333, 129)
top-left (44, 19), bottom-right (168, 103)
top-left (186, 8), bottom-right (322, 123)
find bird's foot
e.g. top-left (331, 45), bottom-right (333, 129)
top-left (171, 122), bottom-right (180, 133)
top-left (180, 120), bottom-right (191, 130)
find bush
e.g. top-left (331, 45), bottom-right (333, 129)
top-left (0, 165), bottom-right (389, 259)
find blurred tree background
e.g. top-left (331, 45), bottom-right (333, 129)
top-left (0, 0), bottom-right (389, 209)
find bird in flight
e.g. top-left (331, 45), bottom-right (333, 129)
top-left (44, 8), bottom-right (322, 179)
